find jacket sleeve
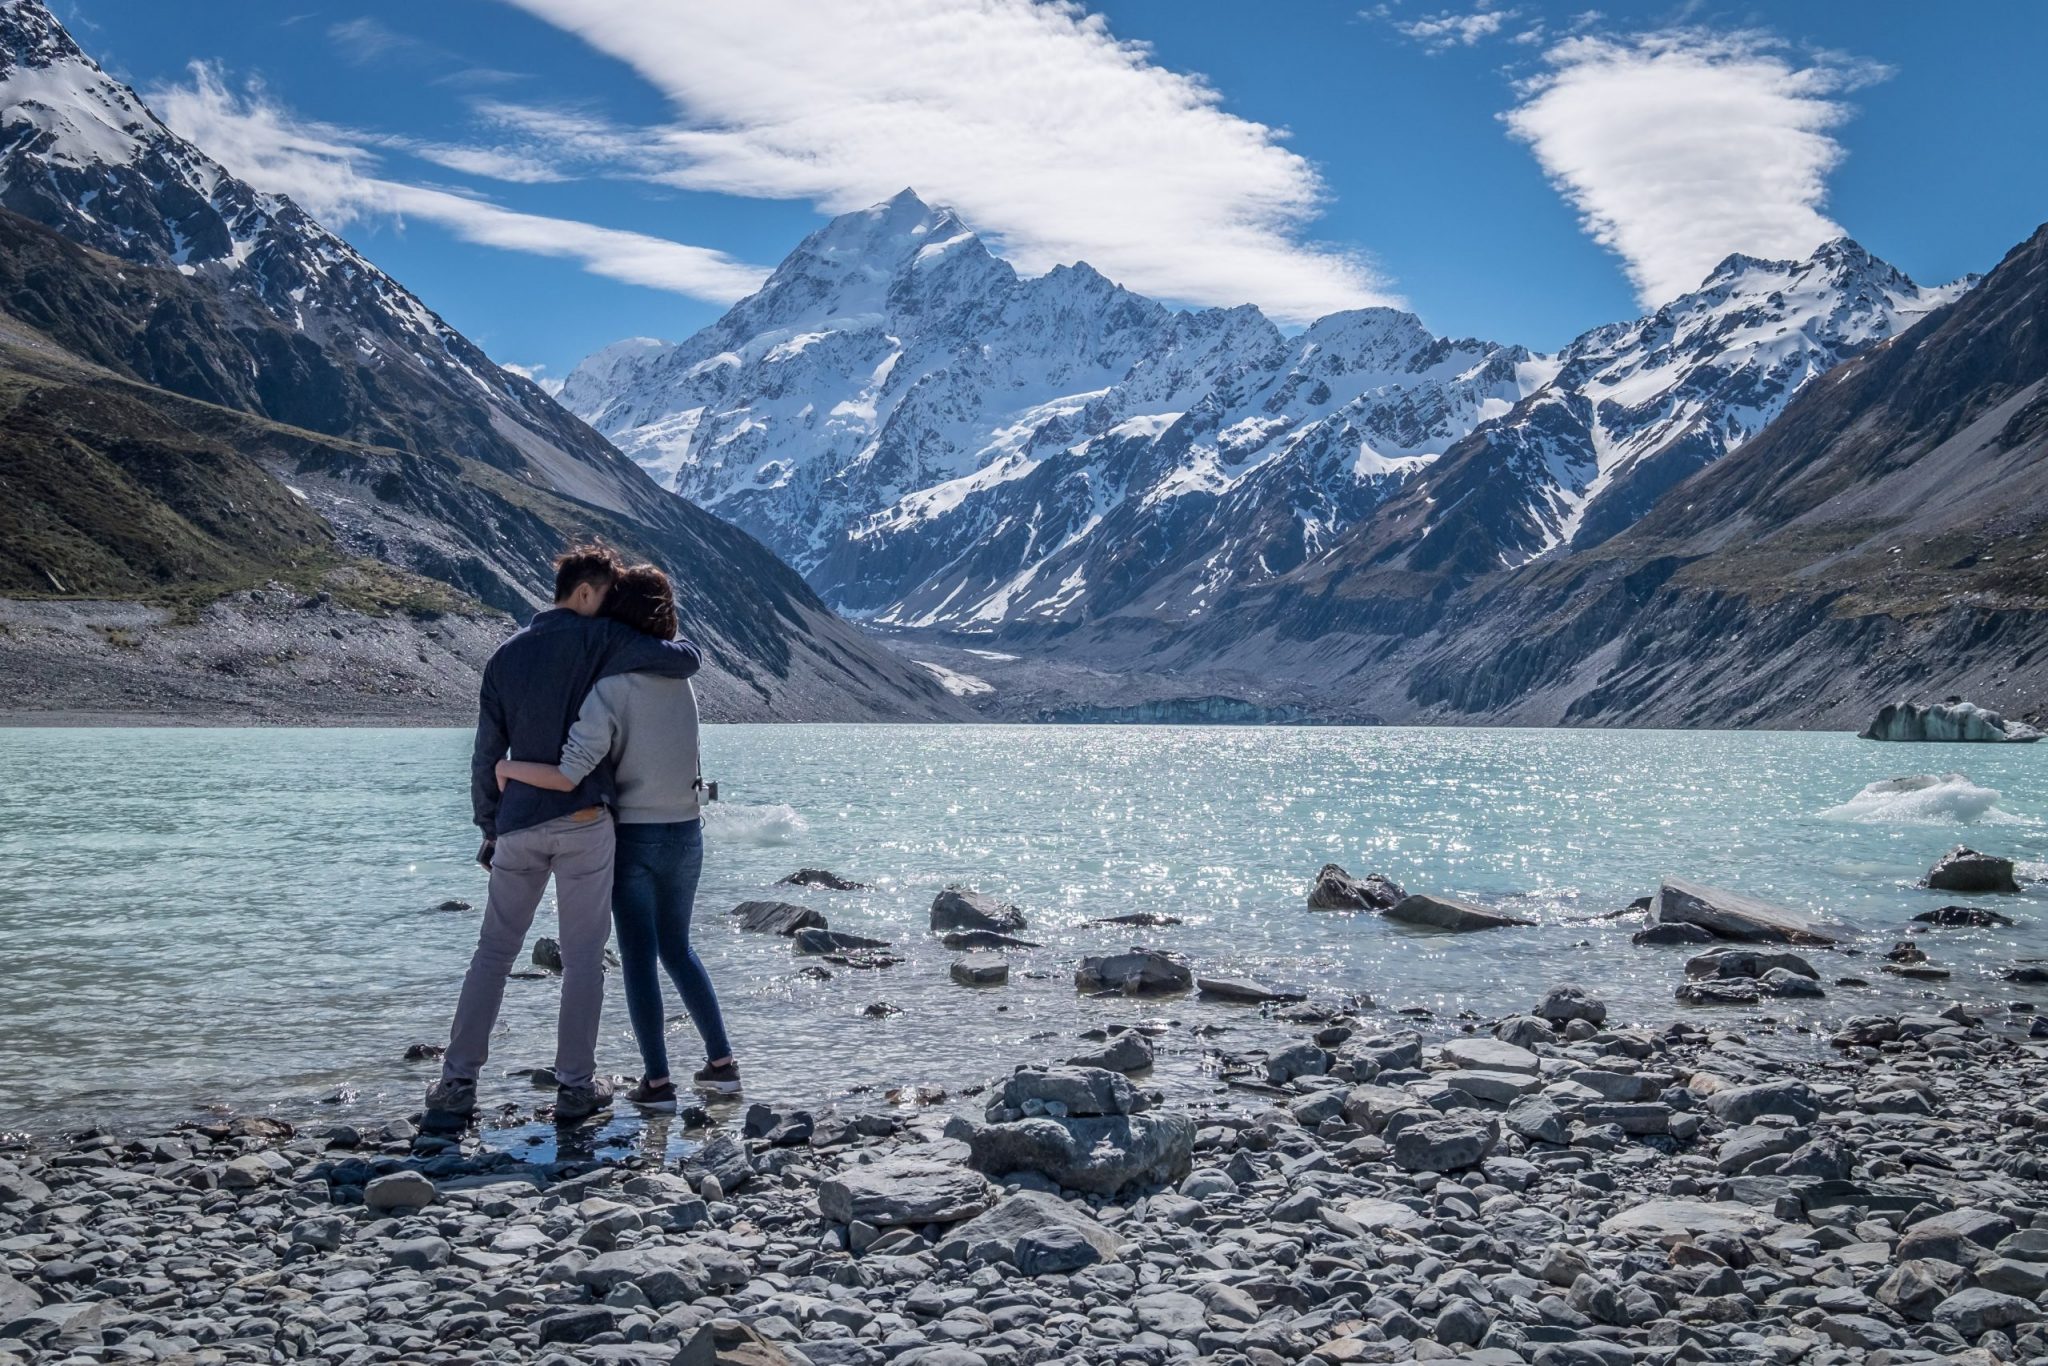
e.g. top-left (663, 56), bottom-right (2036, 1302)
top-left (558, 679), bottom-right (623, 784)
top-left (594, 618), bottom-right (702, 681)
top-left (470, 660), bottom-right (508, 838)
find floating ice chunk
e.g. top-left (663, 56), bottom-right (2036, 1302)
top-left (1819, 773), bottom-right (2014, 825)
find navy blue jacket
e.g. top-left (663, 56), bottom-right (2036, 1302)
top-left (471, 608), bottom-right (702, 839)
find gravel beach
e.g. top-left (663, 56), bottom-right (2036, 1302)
top-left (7, 971), bottom-right (2048, 1366)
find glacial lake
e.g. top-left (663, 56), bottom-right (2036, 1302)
top-left (1, 724), bottom-right (2044, 1138)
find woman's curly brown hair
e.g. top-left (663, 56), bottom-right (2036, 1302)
top-left (604, 563), bottom-right (678, 641)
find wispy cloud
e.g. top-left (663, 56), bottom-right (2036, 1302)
top-left (1504, 30), bottom-right (1878, 306)
top-left (146, 66), bottom-right (768, 305)
top-left (326, 17), bottom-right (433, 66)
top-left (495, 0), bottom-right (1392, 324)
top-left (1393, 5), bottom-right (1517, 53)
top-left (501, 361), bottom-right (565, 395)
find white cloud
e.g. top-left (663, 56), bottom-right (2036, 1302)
top-left (495, 0), bottom-right (1391, 324)
top-left (501, 361), bottom-right (565, 395)
top-left (145, 66), bottom-right (768, 305)
top-left (1396, 7), bottom-right (1516, 52)
top-left (1504, 30), bottom-right (1877, 307)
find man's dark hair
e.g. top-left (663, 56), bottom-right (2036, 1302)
top-left (553, 542), bottom-right (622, 603)
top-left (605, 563), bottom-right (678, 641)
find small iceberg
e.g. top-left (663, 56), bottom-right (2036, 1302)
top-left (705, 802), bottom-right (811, 846)
top-left (1859, 700), bottom-right (2041, 742)
top-left (1820, 773), bottom-right (2012, 825)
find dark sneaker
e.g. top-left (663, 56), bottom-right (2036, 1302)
top-left (422, 1078), bottom-right (477, 1129)
top-left (555, 1079), bottom-right (613, 1125)
top-left (693, 1061), bottom-right (742, 1095)
top-left (627, 1078), bottom-right (678, 1112)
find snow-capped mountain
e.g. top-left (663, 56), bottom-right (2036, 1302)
top-left (569, 193), bottom-right (1965, 635)
top-left (1370, 238), bottom-right (1973, 579)
top-left (565, 190), bottom-right (1538, 629)
top-left (0, 0), bottom-right (644, 509)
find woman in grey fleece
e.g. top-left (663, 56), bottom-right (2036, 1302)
top-left (497, 564), bottom-right (738, 1107)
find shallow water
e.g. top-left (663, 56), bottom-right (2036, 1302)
top-left (1, 724), bottom-right (2044, 1136)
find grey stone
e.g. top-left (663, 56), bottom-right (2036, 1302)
top-left (1384, 893), bottom-right (1534, 932)
top-left (1505, 1096), bottom-right (1569, 1144)
top-left (940, 930), bottom-right (1040, 950)
top-left (732, 901), bottom-right (826, 935)
top-left (683, 1132), bottom-right (754, 1193)
top-left (949, 954), bottom-right (1009, 987)
top-left (1876, 1258), bottom-right (1967, 1321)
top-left (1065, 1033), bottom-right (1153, 1073)
top-left (1684, 945), bottom-right (1819, 979)
top-left (1651, 878), bottom-right (1844, 945)
top-left (1195, 975), bottom-right (1304, 1003)
top-left (1074, 947), bottom-right (1192, 995)
top-left (1439, 1037), bottom-right (1541, 1074)
top-left (1924, 846), bottom-right (2021, 894)
top-left (1932, 1287), bottom-right (2041, 1336)
top-left (1536, 984), bottom-right (1606, 1025)
top-left (960, 1112), bottom-right (1195, 1196)
top-left (817, 1158), bottom-right (996, 1227)
top-left (1676, 978), bottom-right (1760, 1006)
top-left (1390, 1118), bottom-right (1498, 1172)
top-left (930, 888), bottom-right (1027, 934)
top-left (1599, 1200), bottom-right (1781, 1240)
top-left (988, 1065), bottom-right (1147, 1119)
top-left (934, 1190), bottom-right (1124, 1269)
top-left (1307, 864), bottom-right (1405, 910)
top-left (794, 928), bottom-right (891, 955)
top-left (1705, 1080), bottom-right (1819, 1125)
top-left (1633, 921), bottom-right (1716, 946)
top-left (364, 1170), bottom-right (436, 1212)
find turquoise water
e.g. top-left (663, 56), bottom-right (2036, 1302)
top-left (0, 725), bottom-right (2044, 1135)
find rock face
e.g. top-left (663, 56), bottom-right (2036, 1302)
top-left (1861, 700), bottom-right (2043, 743)
top-left (930, 889), bottom-right (1027, 934)
top-left (1075, 948), bottom-right (1193, 995)
top-left (1307, 865), bottom-right (1406, 911)
top-left (1650, 879), bottom-right (1843, 945)
top-left (1383, 893), bottom-right (1534, 933)
top-left (815, 1158), bottom-right (995, 1227)
top-left (1924, 846), bottom-right (2021, 894)
top-left (732, 901), bottom-right (827, 935)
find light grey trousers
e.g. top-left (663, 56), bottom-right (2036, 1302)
top-left (442, 810), bottom-right (616, 1091)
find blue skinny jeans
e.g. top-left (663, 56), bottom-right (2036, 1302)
top-left (611, 819), bottom-right (731, 1079)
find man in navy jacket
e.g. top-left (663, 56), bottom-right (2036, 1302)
top-left (427, 544), bottom-right (701, 1127)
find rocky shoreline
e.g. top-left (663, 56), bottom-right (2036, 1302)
top-left (8, 971), bottom-right (2048, 1366)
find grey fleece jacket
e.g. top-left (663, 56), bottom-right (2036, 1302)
top-left (558, 673), bottom-right (703, 824)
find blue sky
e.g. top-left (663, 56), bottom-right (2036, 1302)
top-left (55, 0), bottom-right (2048, 384)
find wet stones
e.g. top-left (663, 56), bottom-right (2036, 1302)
top-left (1306, 864), bottom-right (1405, 910)
top-left (1383, 892), bottom-right (1534, 932)
top-left (1924, 845), bottom-right (2021, 894)
top-left (732, 900), bottom-right (827, 935)
top-left (1074, 946), bottom-right (1192, 995)
top-left (929, 888), bottom-right (1027, 934)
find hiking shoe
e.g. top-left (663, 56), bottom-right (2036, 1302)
top-left (627, 1078), bottom-right (678, 1112)
top-left (693, 1061), bottom-right (742, 1095)
top-left (555, 1079), bottom-right (613, 1125)
top-left (423, 1078), bottom-right (477, 1126)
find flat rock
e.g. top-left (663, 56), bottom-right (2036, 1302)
top-left (1651, 878), bottom-right (1843, 945)
top-left (1600, 1200), bottom-right (1782, 1240)
top-left (1390, 1118), bottom-right (1498, 1172)
top-left (1384, 893), bottom-right (1534, 932)
top-left (930, 888), bottom-right (1027, 934)
top-left (959, 1112), bottom-right (1194, 1197)
top-left (364, 1170), bottom-right (436, 1212)
top-left (794, 927), bottom-right (891, 955)
top-left (1195, 975), bottom-right (1303, 1004)
top-left (817, 1157), bottom-right (995, 1227)
top-left (1439, 1037), bottom-right (1541, 1074)
top-left (934, 1189), bottom-right (1125, 1269)
top-left (732, 900), bottom-right (827, 935)
top-left (1341, 1197), bottom-right (1427, 1232)
top-left (1685, 945), bottom-right (1819, 979)
top-left (1066, 1033), bottom-right (1154, 1073)
top-left (950, 954), bottom-right (1009, 987)
top-left (941, 930), bottom-right (1040, 950)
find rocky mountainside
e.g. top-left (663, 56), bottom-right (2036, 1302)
top-left (0, 0), bottom-right (964, 721)
top-left (568, 193), bottom-right (1962, 640)
top-left (1164, 222), bottom-right (2048, 729)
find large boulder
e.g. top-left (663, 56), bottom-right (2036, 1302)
top-left (576, 1246), bottom-right (738, 1307)
top-left (1075, 948), bottom-right (1192, 996)
top-left (1684, 945), bottom-right (1819, 980)
top-left (934, 1190), bottom-right (1125, 1269)
top-left (1600, 1200), bottom-right (1782, 1240)
top-left (731, 901), bottom-right (826, 935)
top-left (987, 1065), bottom-right (1147, 1120)
top-left (958, 1113), bottom-right (1194, 1197)
top-left (1535, 984), bottom-right (1606, 1025)
top-left (1383, 894), bottom-right (1534, 933)
top-left (1924, 846), bottom-right (2021, 894)
top-left (931, 889), bottom-right (1027, 934)
top-left (1390, 1119), bottom-right (1498, 1173)
top-left (1650, 879), bottom-right (1843, 945)
top-left (1307, 864), bottom-right (1405, 910)
top-left (816, 1157), bottom-right (995, 1227)
top-left (1860, 700), bottom-right (2042, 743)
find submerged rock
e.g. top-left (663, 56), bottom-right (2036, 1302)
top-left (778, 868), bottom-right (868, 890)
top-left (941, 929), bottom-right (1041, 950)
top-left (793, 927), bottom-right (891, 955)
top-left (731, 900), bottom-right (827, 935)
top-left (1923, 845), bottom-right (2021, 894)
top-left (1685, 945), bottom-right (1819, 980)
top-left (1075, 947), bottom-right (1193, 996)
top-left (1860, 700), bottom-right (2042, 743)
top-left (1307, 864), bottom-right (1405, 911)
top-left (1633, 921), bottom-right (1715, 946)
top-left (930, 888), bottom-right (1028, 934)
top-left (1383, 893), bottom-right (1534, 932)
top-left (1651, 878), bottom-right (1843, 945)
top-left (1196, 975), bottom-right (1304, 1004)
top-left (1913, 904), bottom-right (2017, 927)
top-left (1092, 912), bottom-right (1184, 927)
top-left (950, 954), bottom-right (1009, 987)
